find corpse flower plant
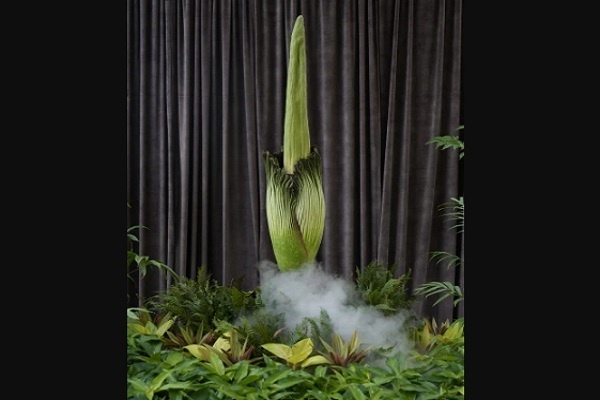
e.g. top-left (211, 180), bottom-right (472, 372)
top-left (263, 15), bottom-right (325, 272)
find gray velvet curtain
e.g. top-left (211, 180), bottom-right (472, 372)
top-left (127, 0), bottom-right (463, 322)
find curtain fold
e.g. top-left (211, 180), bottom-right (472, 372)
top-left (127, 0), bottom-right (463, 322)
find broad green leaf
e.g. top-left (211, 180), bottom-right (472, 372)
top-left (149, 369), bottom-right (174, 392)
top-left (347, 385), bottom-right (366, 400)
top-left (270, 377), bottom-right (306, 390)
top-left (403, 382), bottom-right (438, 393)
top-left (371, 376), bottom-right (395, 386)
top-left (314, 365), bottom-right (328, 378)
top-left (271, 391), bottom-right (300, 400)
top-left (301, 355), bottom-right (331, 368)
top-left (164, 351), bottom-right (184, 366)
top-left (213, 336), bottom-right (231, 352)
top-left (135, 254), bottom-right (148, 264)
top-left (305, 390), bottom-right (331, 400)
top-left (126, 308), bottom-right (143, 320)
top-left (184, 344), bottom-right (212, 361)
top-left (263, 368), bottom-right (294, 386)
top-left (262, 343), bottom-right (293, 360)
top-left (127, 378), bottom-right (148, 392)
top-left (214, 386), bottom-right (248, 400)
top-left (232, 361), bottom-right (249, 383)
top-left (128, 323), bottom-right (148, 334)
top-left (159, 382), bottom-right (195, 390)
top-left (209, 352), bottom-right (225, 376)
top-left (155, 318), bottom-right (175, 337)
top-left (288, 338), bottom-right (313, 364)
top-left (239, 373), bottom-right (263, 386)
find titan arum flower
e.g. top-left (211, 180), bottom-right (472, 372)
top-left (263, 15), bottom-right (325, 272)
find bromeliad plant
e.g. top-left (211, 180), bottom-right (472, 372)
top-left (127, 308), bottom-right (176, 339)
top-left (411, 317), bottom-right (464, 353)
top-left (319, 331), bottom-right (372, 367)
top-left (163, 323), bottom-right (216, 350)
top-left (263, 15), bottom-right (326, 272)
top-left (184, 329), bottom-right (258, 366)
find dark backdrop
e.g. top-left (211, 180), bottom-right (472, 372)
top-left (127, 0), bottom-right (463, 323)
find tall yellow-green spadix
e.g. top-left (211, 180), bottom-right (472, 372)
top-left (263, 15), bottom-right (325, 272)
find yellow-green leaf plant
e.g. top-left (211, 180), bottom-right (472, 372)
top-left (263, 15), bottom-right (326, 272)
top-left (261, 338), bottom-right (331, 370)
top-left (412, 317), bottom-right (464, 353)
top-left (126, 308), bottom-right (176, 338)
top-left (183, 330), bottom-right (257, 366)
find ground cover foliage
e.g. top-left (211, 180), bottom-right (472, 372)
top-left (127, 260), bottom-right (464, 400)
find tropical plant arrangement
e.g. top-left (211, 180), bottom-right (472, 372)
top-left (127, 270), bottom-right (464, 399)
top-left (127, 15), bottom-right (464, 400)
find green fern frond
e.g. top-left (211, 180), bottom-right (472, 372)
top-left (354, 261), bottom-right (415, 315)
top-left (292, 310), bottom-right (334, 352)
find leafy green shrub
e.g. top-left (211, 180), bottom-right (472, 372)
top-left (354, 261), bottom-right (416, 316)
top-left (289, 309), bottom-right (335, 351)
top-left (147, 265), bottom-right (260, 333)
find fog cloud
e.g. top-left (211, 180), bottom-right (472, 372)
top-left (257, 260), bottom-right (413, 361)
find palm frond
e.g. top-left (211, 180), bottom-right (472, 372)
top-left (429, 251), bottom-right (463, 269)
top-left (438, 197), bottom-right (464, 233)
top-left (414, 281), bottom-right (463, 306)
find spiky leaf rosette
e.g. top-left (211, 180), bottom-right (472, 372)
top-left (263, 16), bottom-right (325, 272)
